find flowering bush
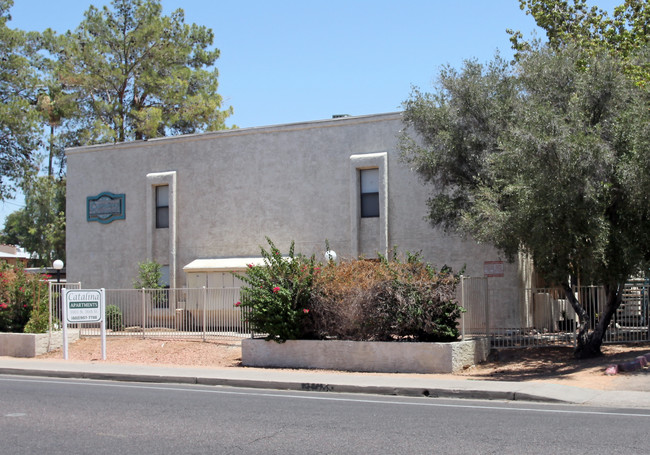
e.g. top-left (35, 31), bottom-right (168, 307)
top-left (237, 238), bottom-right (317, 342)
top-left (239, 239), bottom-right (464, 343)
top-left (0, 263), bottom-right (50, 333)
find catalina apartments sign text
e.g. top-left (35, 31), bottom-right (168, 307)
top-left (87, 192), bottom-right (125, 223)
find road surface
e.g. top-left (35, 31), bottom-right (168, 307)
top-left (1, 375), bottom-right (649, 454)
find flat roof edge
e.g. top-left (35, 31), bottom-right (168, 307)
top-left (65, 112), bottom-right (403, 155)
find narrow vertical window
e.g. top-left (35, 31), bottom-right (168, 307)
top-left (154, 265), bottom-right (170, 309)
top-left (156, 185), bottom-right (169, 228)
top-left (360, 168), bottom-right (379, 218)
top-left (160, 265), bottom-right (170, 288)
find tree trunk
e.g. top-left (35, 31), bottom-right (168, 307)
top-left (562, 282), bottom-right (590, 350)
top-left (47, 124), bottom-right (55, 177)
top-left (563, 282), bottom-right (623, 359)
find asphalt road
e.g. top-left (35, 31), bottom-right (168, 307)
top-left (2, 375), bottom-right (650, 454)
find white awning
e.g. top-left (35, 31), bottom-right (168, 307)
top-left (183, 257), bottom-right (267, 273)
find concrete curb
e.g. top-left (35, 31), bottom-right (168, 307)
top-left (0, 368), bottom-right (198, 385)
top-left (0, 367), bottom-right (564, 404)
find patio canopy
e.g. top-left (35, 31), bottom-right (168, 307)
top-left (182, 257), bottom-right (267, 273)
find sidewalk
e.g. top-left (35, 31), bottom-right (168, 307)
top-left (2, 356), bottom-right (650, 409)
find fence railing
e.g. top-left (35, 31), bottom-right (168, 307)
top-left (460, 277), bottom-right (650, 348)
top-left (53, 279), bottom-right (649, 346)
top-left (77, 287), bottom-right (252, 341)
top-left (46, 282), bottom-right (81, 353)
top-left (48, 281), bottom-right (81, 337)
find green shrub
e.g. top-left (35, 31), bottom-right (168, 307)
top-left (24, 290), bottom-right (50, 334)
top-left (133, 260), bottom-right (168, 307)
top-left (0, 263), bottom-right (50, 333)
top-left (106, 304), bottom-right (124, 331)
top-left (133, 260), bottom-right (163, 289)
top-left (237, 238), bottom-right (317, 342)
top-left (371, 270), bottom-right (464, 342)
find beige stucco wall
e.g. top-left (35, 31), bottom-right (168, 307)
top-left (242, 338), bottom-right (490, 374)
top-left (66, 112), bottom-right (524, 315)
top-left (0, 330), bottom-right (80, 357)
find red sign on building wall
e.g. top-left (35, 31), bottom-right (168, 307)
top-left (484, 261), bottom-right (504, 277)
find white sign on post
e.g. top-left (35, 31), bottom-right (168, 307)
top-left (65, 290), bottom-right (104, 323)
top-left (63, 288), bottom-right (107, 360)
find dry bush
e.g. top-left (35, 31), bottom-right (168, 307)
top-left (307, 256), bottom-right (462, 341)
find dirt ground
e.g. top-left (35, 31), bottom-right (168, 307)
top-left (37, 337), bottom-right (650, 391)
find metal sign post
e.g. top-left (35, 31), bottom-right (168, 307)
top-left (62, 288), bottom-right (106, 360)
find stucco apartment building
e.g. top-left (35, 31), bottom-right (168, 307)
top-left (66, 112), bottom-right (532, 325)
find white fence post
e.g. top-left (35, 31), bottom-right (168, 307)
top-left (202, 286), bottom-right (207, 341)
top-left (48, 282), bottom-right (54, 351)
top-left (485, 278), bottom-right (490, 342)
top-left (460, 276), bottom-right (466, 340)
top-left (141, 288), bottom-right (146, 339)
top-left (62, 287), bottom-right (68, 360)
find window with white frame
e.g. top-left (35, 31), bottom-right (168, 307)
top-left (155, 185), bottom-right (169, 228)
top-left (360, 168), bottom-right (379, 218)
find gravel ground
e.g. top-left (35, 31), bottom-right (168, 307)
top-left (457, 343), bottom-right (650, 390)
top-left (38, 337), bottom-right (242, 368)
top-left (37, 337), bottom-right (650, 391)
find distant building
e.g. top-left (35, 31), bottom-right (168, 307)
top-left (0, 245), bottom-right (30, 267)
top-left (66, 112), bottom-right (534, 326)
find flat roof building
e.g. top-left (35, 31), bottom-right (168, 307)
top-left (66, 112), bottom-right (532, 326)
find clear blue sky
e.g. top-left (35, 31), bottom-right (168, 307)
top-left (1, 0), bottom-right (621, 224)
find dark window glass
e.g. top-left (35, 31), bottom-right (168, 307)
top-left (361, 193), bottom-right (380, 217)
top-left (156, 186), bottom-right (169, 229)
top-left (156, 206), bottom-right (169, 229)
top-left (360, 169), bottom-right (379, 218)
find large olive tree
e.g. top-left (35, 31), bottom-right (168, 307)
top-left (401, 45), bottom-right (650, 358)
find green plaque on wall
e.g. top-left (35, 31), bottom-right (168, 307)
top-left (87, 192), bottom-right (125, 224)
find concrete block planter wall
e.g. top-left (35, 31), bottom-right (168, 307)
top-left (242, 338), bottom-right (490, 374)
top-left (0, 330), bottom-right (80, 358)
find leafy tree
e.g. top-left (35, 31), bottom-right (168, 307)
top-left (43, 0), bottom-right (233, 144)
top-left (0, 0), bottom-right (41, 200)
top-left (401, 45), bottom-right (650, 358)
top-left (0, 175), bottom-right (66, 267)
top-left (133, 259), bottom-right (167, 308)
top-left (34, 80), bottom-right (81, 177)
top-left (509, 0), bottom-right (650, 86)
